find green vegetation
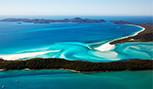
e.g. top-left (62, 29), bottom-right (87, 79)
top-left (110, 20), bottom-right (132, 24)
top-left (110, 22), bottom-right (153, 44)
top-left (0, 20), bottom-right (152, 73)
top-left (0, 58), bottom-right (152, 72)
top-left (0, 17), bottom-right (106, 23)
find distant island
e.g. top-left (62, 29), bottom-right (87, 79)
top-left (0, 19), bottom-right (152, 73)
top-left (110, 20), bottom-right (132, 24)
top-left (0, 17), bottom-right (106, 23)
top-left (0, 58), bottom-right (152, 73)
top-left (110, 21), bottom-right (153, 44)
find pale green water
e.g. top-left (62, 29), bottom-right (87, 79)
top-left (0, 16), bottom-right (152, 89)
top-left (0, 70), bottom-right (152, 89)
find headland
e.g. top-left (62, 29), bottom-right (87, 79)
top-left (110, 21), bottom-right (153, 44)
top-left (0, 58), bottom-right (152, 73)
top-left (0, 17), bottom-right (106, 23)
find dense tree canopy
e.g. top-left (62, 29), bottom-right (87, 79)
top-left (0, 58), bottom-right (152, 72)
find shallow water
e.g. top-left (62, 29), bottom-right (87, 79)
top-left (1, 21), bottom-right (152, 62)
top-left (0, 70), bottom-right (152, 89)
top-left (0, 16), bottom-right (152, 89)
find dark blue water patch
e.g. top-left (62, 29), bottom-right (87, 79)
top-left (0, 22), bottom-right (141, 55)
top-left (0, 16), bottom-right (152, 89)
top-left (0, 21), bottom-right (151, 63)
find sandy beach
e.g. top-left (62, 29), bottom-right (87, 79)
top-left (0, 51), bottom-right (59, 60)
top-left (94, 43), bottom-right (115, 51)
top-left (95, 24), bottom-right (145, 51)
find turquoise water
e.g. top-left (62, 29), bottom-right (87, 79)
top-left (0, 21), bottom-right (152, 62)
top-left (0, 70), bottom-right (152, 89)
top-left (0, 16), bottom-right (152, 89)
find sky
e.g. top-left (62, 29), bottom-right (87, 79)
top-left (0, 0), bottom-right (152, 16)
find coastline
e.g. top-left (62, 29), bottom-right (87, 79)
top-left (124, 24), bottom-right (145, 37)
top-left (0, 51), bottom-right (58, 60)
top-left (95, 24), bottom-right (145, 51)
top-left (0, 24), bottom-right (147, 60)
top-left (1, 68), bottom-right (153, 73)
top-left (109, 23), bottom-right (153, 44)
top-left (0, 58), bottom-right (152, 73)
top-left (0, 23), bottom-right (148, 60)
top-left (0, 21), bottom-right (152, 73)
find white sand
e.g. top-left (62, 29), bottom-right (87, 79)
top-left (133, 27), bottom-right (145, 36)
top-left (95, 24), bottom-right (145, 51)
top-left (0, 50), bottom-right (59, 60)
top-left (95, 43), bottom-right (115, 51)
top-left (126, 24), bottom-right (145, 37)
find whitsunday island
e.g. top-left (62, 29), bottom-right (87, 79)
top-left (0, 16), bottom-right (152, 89)
top-left (0, 16), bottom-right (153, 62)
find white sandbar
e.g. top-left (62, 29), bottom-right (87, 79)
top-left (95, 24), bottom-right (145, 51)
top-left (0, 51), bottom-right (59, 60)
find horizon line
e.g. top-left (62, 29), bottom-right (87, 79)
top-left (0, 15), bottom-right (152, 17)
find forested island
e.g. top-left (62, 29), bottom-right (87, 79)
top-left (0, 58), bottom-right (152, 72)
top-left (110, 20), bottom-right (132, 24)
top-left (110, 21), bottom-right (153, 44)
top-left (0, 20), bottom-right (152, 73)
top-left (0, 17), bottom-right (106, 23)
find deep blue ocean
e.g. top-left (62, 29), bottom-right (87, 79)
top-left (0, 16), bottom-right (152, 89)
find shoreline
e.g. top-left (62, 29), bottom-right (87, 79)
top-left (109, 23), bottom-right (153, 44)
top-left (0, 51), bottom-right (59, 60)
top-left (1, 68), bottom-right (153, 73)
top-left (0, 24), bottom-right (147, 60)
top-left (122, 24), bottom-right (145, 37)
top-left (0, 58), bottom-right (152, 73)
top-left (95, 24), bottom-right (145, 51)
top-left (0, 24), bottom-right (146, 60)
